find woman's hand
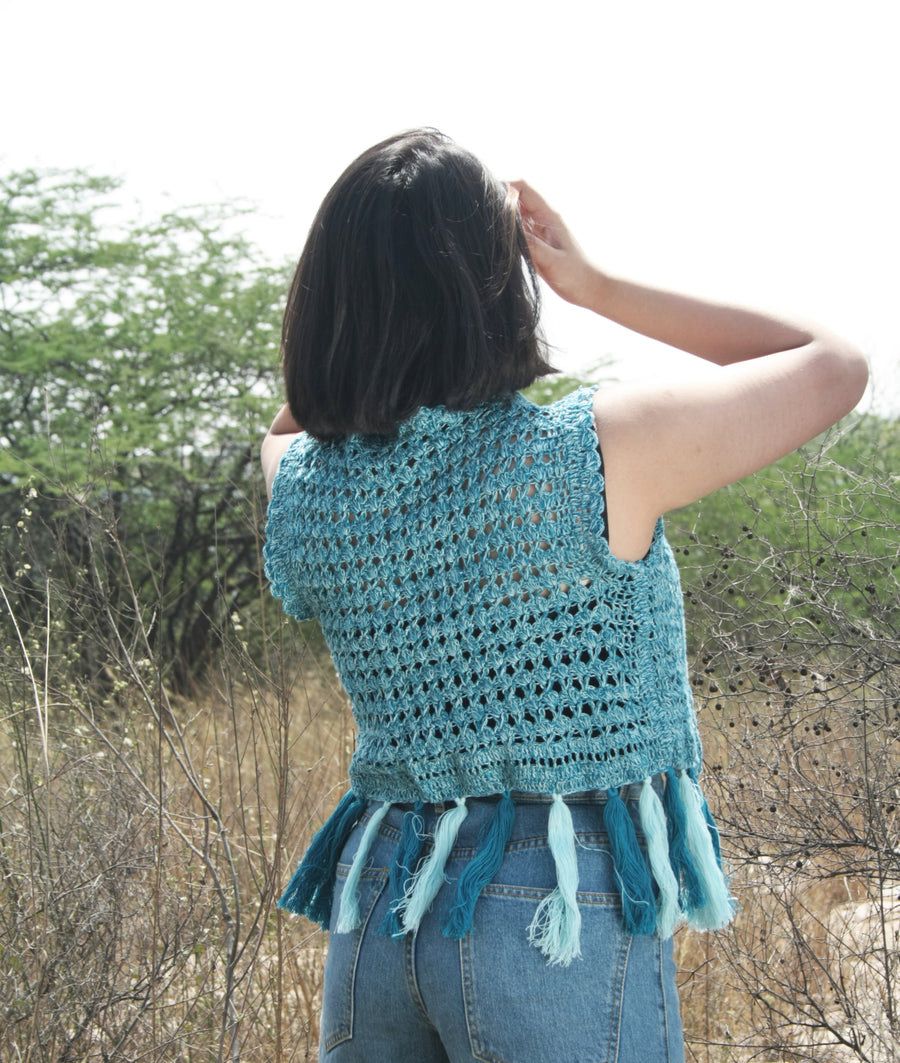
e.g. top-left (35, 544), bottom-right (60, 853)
top-left (508, 179), bottom-right (601, 309)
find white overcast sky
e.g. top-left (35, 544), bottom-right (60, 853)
top-left (3, 0), bottom-right (898, 410)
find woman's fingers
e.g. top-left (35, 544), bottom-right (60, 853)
top-left (508, 179), bottom-right (566, 251)
top-left (507, 178), bottom-right (552, 218)
top-left (506, 179), bottom-right (596, 306)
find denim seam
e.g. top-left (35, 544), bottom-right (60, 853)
top-left (360, 810), bottom-right (644, 851)
top-left (658, 939), bottom-right (673, 1062)
top-left (404, 929), bottom-right (435, 1029)
top-left (370, 829), bottom-right (622, 859)
top-left (611, 932), bottom-right (632, 1063)
top-left (334, 864), bottom-right (393, 877)
top-left (461, 931), bottom-right (506, 1063)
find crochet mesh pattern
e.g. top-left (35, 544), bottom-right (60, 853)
top-left (265, 388), bottom-right (703, 802)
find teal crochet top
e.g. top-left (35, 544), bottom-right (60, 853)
top-left (266, 387), bottom-right (734, 958)
top-left (265, 387), bottom-right (702, 801)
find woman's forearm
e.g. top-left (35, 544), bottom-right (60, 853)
top-left (580, 269), bottom-right (815, 366)
top-left (511, 180), bottom-right (824, 367)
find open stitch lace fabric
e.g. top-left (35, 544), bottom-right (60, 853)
top-left (265, 387), bottom-right (734, 962)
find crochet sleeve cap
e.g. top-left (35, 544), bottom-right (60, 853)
top-left (263, 437), bottom-right (316, 622)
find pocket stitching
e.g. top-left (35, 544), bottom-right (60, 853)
top-left (480, 883), bottom-right (620, 904)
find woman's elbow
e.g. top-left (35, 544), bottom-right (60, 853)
top-left (835, 341), bottom-right (869, 413)
top-left (816, 338), bottom-right (869, 422)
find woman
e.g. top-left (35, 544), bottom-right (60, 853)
top-left (261, 129), bottom-right (867, 1063)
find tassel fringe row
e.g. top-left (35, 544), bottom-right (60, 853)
top-left (662, 768), bottom-right (707, 911)
top-left (444, 791), bottom-right (516, 939)
top-left (280, 775), bottom-right (734, 957)
top-left (677, 772), bottom-right (735, 930)
top-left (639, 778), bottom-right (682, 938)
top-left (603, 786), bottom-right (657, 935)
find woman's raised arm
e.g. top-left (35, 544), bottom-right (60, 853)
top-left (511, 180), bottom-right (869, 561)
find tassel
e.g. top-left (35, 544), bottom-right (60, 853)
top-left (335, 800), bottom-right (392, 933)
top-left (603, 787), bottom-right (657, 935)
top-left (662, 768), bottom-right (706, 912)
top-left (699, 787), bottom-right (724, 867)
top-left (677, 772), bottom-right (735, 930)
top-left (379, 803), bottom-right (426, 937)
top-left (444, 792), bottom-right (516, 939)
top-left (278, 790), bottom-right (368, 928)
top-left (527, 794), bottom-right (582, 966)
top-left (399, 798), bottom-right (469, 932)
top-left (638, 779), bottom-right (682, 938)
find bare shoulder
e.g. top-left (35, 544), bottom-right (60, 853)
top-left (261, 431), bottom-right (302, 499)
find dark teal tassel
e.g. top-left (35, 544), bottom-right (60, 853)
top-left (662, 769), bottom-right (706, 911)
top-left (278, 790), bottom-right (368, 929)
top-left (444, 792), bottom-right (516, 939)
top-left (379, 802), bottom-right (426, 938)
top-left (603, 787), bottom-right (657, 935)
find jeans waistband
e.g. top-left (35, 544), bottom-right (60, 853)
top-left (394, 785), bottom-right (646, 815)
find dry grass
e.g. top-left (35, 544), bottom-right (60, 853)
top-left (0, 599), bottom-right (349, 1061)
top-left (3, 631), bottom-right (895, 1061)
top-left (674, 657), bottom-right (899, 1063)
top-left (1, 491), bottom-right (897, 1060)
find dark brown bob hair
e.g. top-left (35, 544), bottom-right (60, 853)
top-left (282, 129), bottom-right (554, 439)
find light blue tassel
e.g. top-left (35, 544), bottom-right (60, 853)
top-left (399, 798), bottom-right (469, 932)
top-left (335, 800), bottom-right (392, 933)
top-left (380, 802), bottom-right (426, 938)
top-left (699, 787), bottom-right (724, 867)
top-left (444, 792), bottom-right (515, 939)
top-left (663, 768), bottom-right (706, 912)
top-left (603, 787), bottom-right (657, 935)
top-left (677, 772), bottom-right (735, 930)
top-left (278, 789), bottom-right (368, 928)
top-left (527, 794), bottom-right (582, 966)
top-left (639, 778), bottom-right (682, 939)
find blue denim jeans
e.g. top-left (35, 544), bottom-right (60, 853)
top-left (319, 793), bottom-right (685, 1062)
